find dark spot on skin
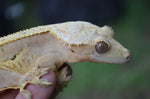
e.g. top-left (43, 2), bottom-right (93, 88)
top-left (95, 41), bottom-right (110, 54)
top-left (70, 49), bottom-right (75, 53)
top-left (10, 55), bottom-right (16, 60)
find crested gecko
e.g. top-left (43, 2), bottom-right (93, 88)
top-left (0, 21), bottom-right (130, 99)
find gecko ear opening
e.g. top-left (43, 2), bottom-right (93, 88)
top-left (95, 41), bottom-right (111, 54)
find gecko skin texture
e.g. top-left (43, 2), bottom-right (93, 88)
top-left (0, 21), bottom-right (130, 99)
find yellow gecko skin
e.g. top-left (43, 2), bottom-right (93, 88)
top-left (0, 21), bottom-right (130, 99)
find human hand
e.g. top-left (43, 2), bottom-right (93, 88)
top-left (0, 71), bottom-right (56, 99)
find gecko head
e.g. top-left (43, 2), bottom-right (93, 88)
top-left (67, 23), bottom-right (131, 64)
top-left (89, 35), bottom-right (131, 64)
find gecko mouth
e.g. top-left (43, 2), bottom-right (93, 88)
top-left (90, 55), bottom-right (130, 64)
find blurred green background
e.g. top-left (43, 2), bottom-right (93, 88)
top-left (1, 0), bottom-right (150, 99)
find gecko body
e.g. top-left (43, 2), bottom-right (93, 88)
top-left (0, 21), bottom-right (130, 99)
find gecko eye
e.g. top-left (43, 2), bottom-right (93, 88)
top-left (95, 41), bottom-right (110, 54)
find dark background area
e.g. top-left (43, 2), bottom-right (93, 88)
top-left (0, 0), bottom-right (150, 99)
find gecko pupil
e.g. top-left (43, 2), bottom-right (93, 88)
top-left (95, 41), bottom-right (110, 54)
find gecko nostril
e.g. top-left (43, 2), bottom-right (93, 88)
top-left (126, 55), bottom-right (131, 62)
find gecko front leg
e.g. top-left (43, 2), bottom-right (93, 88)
top-left (28, 52), bottom-right (63, 88)
top-left (19, 53), bottom-right (59, 99)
